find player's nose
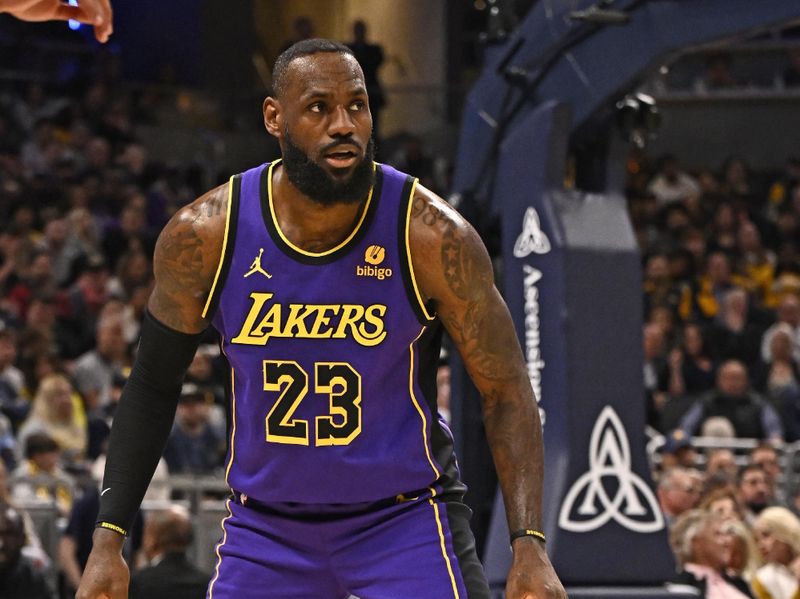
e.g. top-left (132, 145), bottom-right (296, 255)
top-left (327, 105), bottom-right (357, 138)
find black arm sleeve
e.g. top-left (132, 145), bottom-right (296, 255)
top-left (96, 310), bottom-right (204, 534)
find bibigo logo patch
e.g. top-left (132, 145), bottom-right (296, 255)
top-left (364, 245), bottom-right (386, 265)
top-left (357, 245), bottom-right (392, 280)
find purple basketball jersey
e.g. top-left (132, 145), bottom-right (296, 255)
top-left (204, 161), bottom-right (463, 504)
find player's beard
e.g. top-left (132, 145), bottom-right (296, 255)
top-left (282, 130), bottom-right (375, 206)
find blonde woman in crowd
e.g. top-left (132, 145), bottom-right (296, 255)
top-left (17, 373), bottom-right (87, 464)
top-left (751, 507), bottom-right (800, 599)
top-left (669, 509), bottom-right (754, 598)
top-left (724, 519), bottom-right (761, 584)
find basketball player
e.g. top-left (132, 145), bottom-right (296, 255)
top-left (1, 0), bottom-right (112, 42)
top-left (77, 40), bottom-right (566, 599)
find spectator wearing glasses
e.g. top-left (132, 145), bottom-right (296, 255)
top-left (658, 467), bottom-right (703, 525)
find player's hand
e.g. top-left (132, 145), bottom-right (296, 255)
top-left (75, 529), bottom-right (129, 599)
top-left (506, 538), bottom-right (567, 599)
top-left (2, 0), bottom-right (113, 43)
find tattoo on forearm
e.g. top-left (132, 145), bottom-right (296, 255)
top-left (483, 385), bottom-right (542, 530)
top-left (411, 191), bottom-right (543, 533)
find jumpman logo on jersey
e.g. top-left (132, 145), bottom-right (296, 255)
top-left (244, 248), bottom-right (272, 279)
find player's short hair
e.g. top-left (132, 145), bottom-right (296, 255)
top-left (272, 38), bottom-right (355, 99)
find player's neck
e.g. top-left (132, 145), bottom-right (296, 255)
top-left (271, 165), bottom-right (367, 253)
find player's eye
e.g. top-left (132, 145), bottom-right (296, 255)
top-left (349, 100), bottom-right (365, 111)
top-left (309, 102), bottom-right (325, 113)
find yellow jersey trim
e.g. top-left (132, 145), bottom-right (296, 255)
top-left (404, 179), bottom-right (436, 322)
top-left (429, 498), bottom-right (461, 598)
top-left (267, 160), bottom-right (376, 257)
top-left (207, 498), bottom-right (233, 599)
top-left (408, 327), bottom-right (441, 479)
top-left (201, 176), bottom-right (235, 319)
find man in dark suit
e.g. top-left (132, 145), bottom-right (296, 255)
top-left (130, 505), bottom-right (210, 599)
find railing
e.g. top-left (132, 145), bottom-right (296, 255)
top-left (647, 433), bottom-right (800, 501)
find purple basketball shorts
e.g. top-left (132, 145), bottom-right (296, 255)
top-left (205, 492), bottom-right (491, 598)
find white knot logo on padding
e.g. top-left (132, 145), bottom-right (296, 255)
top-left (513, 207), bottom-right (551, 258)
top-left (559, 406), bottom-right (664, 534)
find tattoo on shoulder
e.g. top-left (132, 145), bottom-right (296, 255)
top-left (411, 194), bottom-right (469, 299)
top-left (150, 186), bottom-right (227, 330)
top-left (158, 205), bottom-right (206, 288)
top-left (205, 189), bottom-right (227, 218)
top-left (410, 195), bottom-right (447, 227)
top-left (411, 192), bottom-right (519, 383)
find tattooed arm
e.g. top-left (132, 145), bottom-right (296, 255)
top-left (76, 184), bottom-right (228, 599)
top-left (410, 185), bottom-right (565, 599)
top-left (148, 183), bottom-right (229, 331)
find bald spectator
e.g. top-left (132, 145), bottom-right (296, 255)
top-left (130, 505), bottom-right (210, 599)
top-left (658, 467), bottom-right (702, 524)
top-left (676, 360), bottom-right (783, 441)
top-left (700, 416), bottom-right (736, 439)
top-left (0, 502), bottom-right (53, 599)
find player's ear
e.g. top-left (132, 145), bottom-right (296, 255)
top-left (263, 97), bottom-right (283, 139)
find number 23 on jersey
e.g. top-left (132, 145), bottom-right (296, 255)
top-left (263, 360), bottom-right (362, 446)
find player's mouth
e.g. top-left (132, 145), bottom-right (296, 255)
top-left (323, 149), bottom-right (359, 169)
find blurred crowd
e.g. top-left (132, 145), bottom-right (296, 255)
top-left (0, 26), bottom-right (456, 595)
top-left (1, 10), bottom-right (799, 597)
top-left (630, 150), bottom-right (800, 596)
top-left (0, 46), bottom-right (237, 594)
top-left (631, 152), bottom-right (800, 442)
